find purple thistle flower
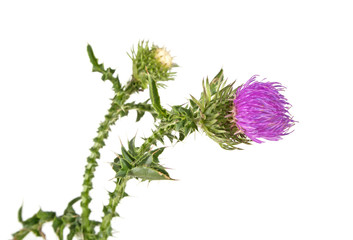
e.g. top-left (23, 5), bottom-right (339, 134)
top-left (232, 75), bottom-right (294, 143)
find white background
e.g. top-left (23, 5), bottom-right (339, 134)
top-left (1, 1), bottom-right (352, 239)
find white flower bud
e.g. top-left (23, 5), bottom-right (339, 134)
top-left (155, 48), bottom-right (173, 68)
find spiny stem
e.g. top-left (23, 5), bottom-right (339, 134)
top-left (136, 121), bottom-right (179, 162)
top-left (80, 96), bottom-right (121, 239)
top-left (97, 126), bottom-right (172, 238)
top-left (124, 102), bottom-right (155, 114)
top-left (98, 177), bottom-right (129, 240)
top-left (81, 80), bottom-right (139, 239)
top-left (97, 111), bottom-right (197, 238)
top-left (138, 125), bottom-right (168, 155)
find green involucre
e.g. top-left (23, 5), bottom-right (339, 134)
top-left (190, 70), bottom-right (250, 150)
top-left (129, 41), bottom-right (177, 89)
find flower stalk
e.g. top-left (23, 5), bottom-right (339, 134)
top-left (80, 91), bottom-right (131, 239)
top-left (98, 177), bottom-right (129, 239)
top-left (81, 42), bottom-right (176, 238)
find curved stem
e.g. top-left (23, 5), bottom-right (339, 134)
top-left (96, 126), bottom-right (171, 239)
top-left (80, 96), bottom-right (122, 239)
top-left (98, 177), bottom-right (129, 240)
top-left (124, 102), bottom-right (156, 115)
top-left (138, 123), bottom-right (172, 156)
top-left (97, 110), bottom-right (198, 239)
top-left (81, 79), bottom-right (139, 239)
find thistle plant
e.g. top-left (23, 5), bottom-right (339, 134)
top-left (12, 41), bottom-right (294, 240)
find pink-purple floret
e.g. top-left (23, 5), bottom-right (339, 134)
top-left (233, 75), bottom-right (294, 143)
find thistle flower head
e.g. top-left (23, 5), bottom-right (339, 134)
top-left (190, 70), bottom-right (250, 150)
top-left (192, 71), bottom-right (295, 149)
top-left (232, 75), bottom-right (294, 143)
top-left (129, 41), bottom-right (177, 89)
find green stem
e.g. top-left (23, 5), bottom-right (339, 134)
top-left (96, 126), bottom-right (171, 239)
top-left (80, 79), bottom-right (139, 239)
top-left (137, 110), bottom-right (197, 157)
top-left (138, 123), bottom-right (171, 155)
top-left (98, 177), bottom-right (129, 240)
top-left (97, 111), bottom-right (198, 238)
top-left (124, 102), bottom-right (156, 114)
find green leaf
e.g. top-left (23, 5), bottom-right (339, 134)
top-left (179, 131), bottom-right (185, 141)
top-left (116, 169), bottom-right (127, 178)
top-left (12, 229), bottom-right (29, 240)
top-left (31, 229), bottom-right (41, 237)
top-left (111, 158), bottom-right (121, 172)
top-left (13, 208), bottom-right (57, 239)
top-left (175, 119), bottom-right (186, 131)
top-left (87, 44), bottom-right (104, 73)
top-left (64, 197), bottom-right (81, 215)
top-left (211, 69), bottom-right (224, 86)
top-left (121, 146), bottom-right (135, 164)
top-left (18, 205), bottom-right (23, 223)
top-left (189, 98), bottom-right (197, 110)
top-left (166, 133), bottom-right (176, 143)
top-left (190, 121), bottom-right (198, 131)
top-left (184, 107), bottom-right (193, 118)
top-left (67, 224), bottom-right (76, 240)
top-left (120, 158), bottom-right (132, 170)
top-left (150, 164), bottom-right (171, 178)
top-left (22, 214), bottom-right (39, 228)
top-left (135, 153), bottom-right (150, 165)
top-left (148, 73), bottom-right (167, 117)
top-left (190, 95), bottom-right (203, 112)
top-left (204, 78), bottom-right (212, 102)
top-left (52, 217), bottom-right (64, 240)
top-left (155, 134), bottom-right (165, 144)
top-left (52, 196), bottom-right (81, 239)
top-left (128, 137), bottom-right (137, 156)
top-left (136, 110), bottom-right (145, 122)
top-left (129, 166), bottom-right (172, 180)
top-left (37, 209), bottom-right (56, 223)
top-left (151, 147), bottom-right (165, 158)
top-left (87, 44), bottom-right (121, 90)
top-left (184, 125), bottom-right (191, 135)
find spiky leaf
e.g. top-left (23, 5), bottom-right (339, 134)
top-left (129, 166), bottom-right (171, 181)
top-left (148, 73), bottom-right (167, 117)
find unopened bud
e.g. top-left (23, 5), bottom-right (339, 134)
top-left (155, 48), bottom-right (173, 69)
